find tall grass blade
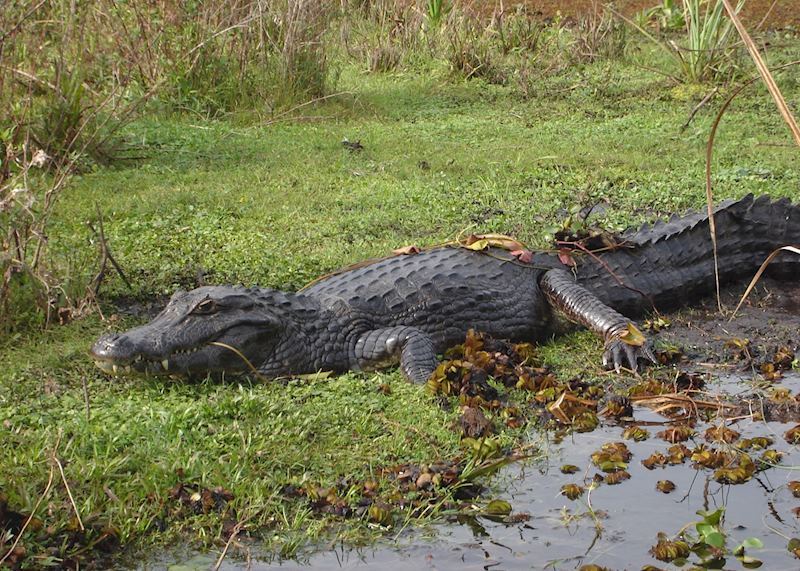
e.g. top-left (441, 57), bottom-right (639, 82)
top-left (731, 247), bottom-right (800, 319)
top-left (720, 0), bottom-right (800, 146)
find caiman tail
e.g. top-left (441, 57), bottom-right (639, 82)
top-left (576, 194), bottom-right (800, 317)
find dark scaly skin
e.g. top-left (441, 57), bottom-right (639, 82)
top-left (91, 194), bottom-right (800, 382)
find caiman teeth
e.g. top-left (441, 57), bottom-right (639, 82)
top-left (161, 359), bottom-right (169, 370)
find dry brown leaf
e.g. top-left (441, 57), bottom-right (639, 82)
top-left (393, 245), bottom-right (421, 255)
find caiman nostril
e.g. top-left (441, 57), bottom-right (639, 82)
top-left (91, 333), bottom-right (130, 359)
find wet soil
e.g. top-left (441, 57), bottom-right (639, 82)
top-left (654, 277), bottom-right (800, 367)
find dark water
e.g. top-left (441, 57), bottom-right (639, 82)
top-left (149, 372), bottom-right (800, 571)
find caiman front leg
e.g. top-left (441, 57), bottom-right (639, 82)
top-left (354, 326), bottom-right (438, 384)
top-left (540, 268), bottom-right (656, 372)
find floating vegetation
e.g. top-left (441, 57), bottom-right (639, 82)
top-left (704, 425), bottom-right (740, 444)
top-left (713, 454), bottom-right (756, 485)
top-left (657, 425), bottom-right (695, 443)
top-left (560, 464), bottom-right (580, 475)
top-left (656, 480), bottom-right (676, 494)
top-left (650, 534), bottom-right (691, 562)
top-left (651, 508), bottom-right (764, 568)
top-left (785, 424), bottom-right (800, 444)
top-left (740, 436), bottom-right (774, 450)
top-left (411, 330), bottom-right (796, 565)
top-left (604, 470), bottom-right (631, 485)
top-left (591, 442), bottom-right (632, 473)
top-left (560, 483), bottom-right (585, 500)
top-left (622, 426), bottom-right (650, 441)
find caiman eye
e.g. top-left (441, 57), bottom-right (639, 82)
top-left (192, 299), bottom-right (217, 315)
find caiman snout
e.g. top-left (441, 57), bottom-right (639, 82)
top-left (91, 330), bottom-right (207, 376)
top-left (91, 332), bottom-right (171, 376)
top-left (91, 333), bottom-right (140, 374)
top-left (92, 332), bottom-right (131, 359)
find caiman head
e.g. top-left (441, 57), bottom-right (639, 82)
top-left (90, 285), bottom-right (313, 379)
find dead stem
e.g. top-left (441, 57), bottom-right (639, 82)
top-left (55, 454), bottom-right (84, 532)
top-left (213, 515), bottom-right (253, 571)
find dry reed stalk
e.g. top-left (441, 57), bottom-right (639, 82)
top-left (721, 0), bottom-right (800, 146)
top-left (730, 246), bottom-right (800, 319)
top-left (703, 59), bottom-right (800, 315)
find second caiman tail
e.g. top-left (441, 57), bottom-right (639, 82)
top-left (576, 194), bottom-right (800, 316)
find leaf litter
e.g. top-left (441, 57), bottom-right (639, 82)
top-left (420, 312), bottom-right (800, 568)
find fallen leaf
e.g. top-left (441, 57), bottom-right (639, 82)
top-left (463, 234), bottom-right (526, 252)
top-left (557, 248), bottom-right (576, 268)
top-left (393, 245), bottom-right (421, 255)
top-left (619, 323), bottom-right (646, 347)
top-left (511, 249), bottom-right (534, 263)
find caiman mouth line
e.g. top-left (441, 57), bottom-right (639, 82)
top-left (93, 345), bottom-right (205, 375)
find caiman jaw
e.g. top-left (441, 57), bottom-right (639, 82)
top-left (92, 343), bottom-right (205, 377)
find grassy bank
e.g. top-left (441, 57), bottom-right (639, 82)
top-left (2, 19), bottom-right (800, 569)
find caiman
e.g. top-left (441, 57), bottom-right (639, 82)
top-left (91, 194), bottom-right (800, 382)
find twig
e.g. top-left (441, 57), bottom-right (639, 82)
top-left (213, 516), bottom-right (252, 571)
top-left (730, 246), bottom-right (800, 320)
top-left (703, 171), bottom-right (722, 313)
top-left (755, 0), bottom-right (779, 31)
top-left (0, 0), bottom-right (47, 45)
top-left (54, 454), bottom-right (84, 531)
top-left (566, 240), bottom-right (654, 308)
top-left (89, 204), bottom-right (131, 295)
top-left (681, 87), bottom-right (718, 131)
top-left (210, 341), bottom-right (270, 381)
top-left (187, 15), bottom-right (259, 57)
top-left (0, 65), bottom-right (59, 94)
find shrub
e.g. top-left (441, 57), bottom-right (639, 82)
top-left (625, 0), bottom-right (746, 83)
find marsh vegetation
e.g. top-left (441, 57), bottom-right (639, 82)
top-left (1, 1), bottom-right (799, 568)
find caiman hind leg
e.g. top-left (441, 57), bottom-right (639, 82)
top-left (540, 268), bottom-right (656, 372)
top-left (354, 326), bottom-right (438, 384)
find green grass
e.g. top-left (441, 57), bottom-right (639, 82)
top-left (53, 58), bottom-right (800, 299)
top-left (3, 38), bottom-right (800, 565)
top-left (1, 317), bottom-right (462, 555)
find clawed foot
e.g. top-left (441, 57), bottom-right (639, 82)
top-left (602, 336), bottom-right (657, 374)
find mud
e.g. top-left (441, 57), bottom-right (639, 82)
top-left (654, 277), bottom-right (800, 370)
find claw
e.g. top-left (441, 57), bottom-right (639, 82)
top-left (625, 344), bottom-right (639, 372)
top-left (643, 344), bottom-right (657, 364)
top-left (603, 323), bottom-right (656, 375)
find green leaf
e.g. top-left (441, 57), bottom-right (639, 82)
top-left (703, 531), bottom-right (725, 549)
top-left (598, 460), bottom-right (627, 472)
top-left (737, 556), bottom-right (763, 569)
top-left (696, 523), bottom-right (714, 537)
top-left (740, 537), bottom-right (764, 550)
top-left (697, 556), bottom-right (726, 569)
top-left (485, 499), bottom-right (512, 516)
top-left (697, 507), bottom-right (724, 526)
